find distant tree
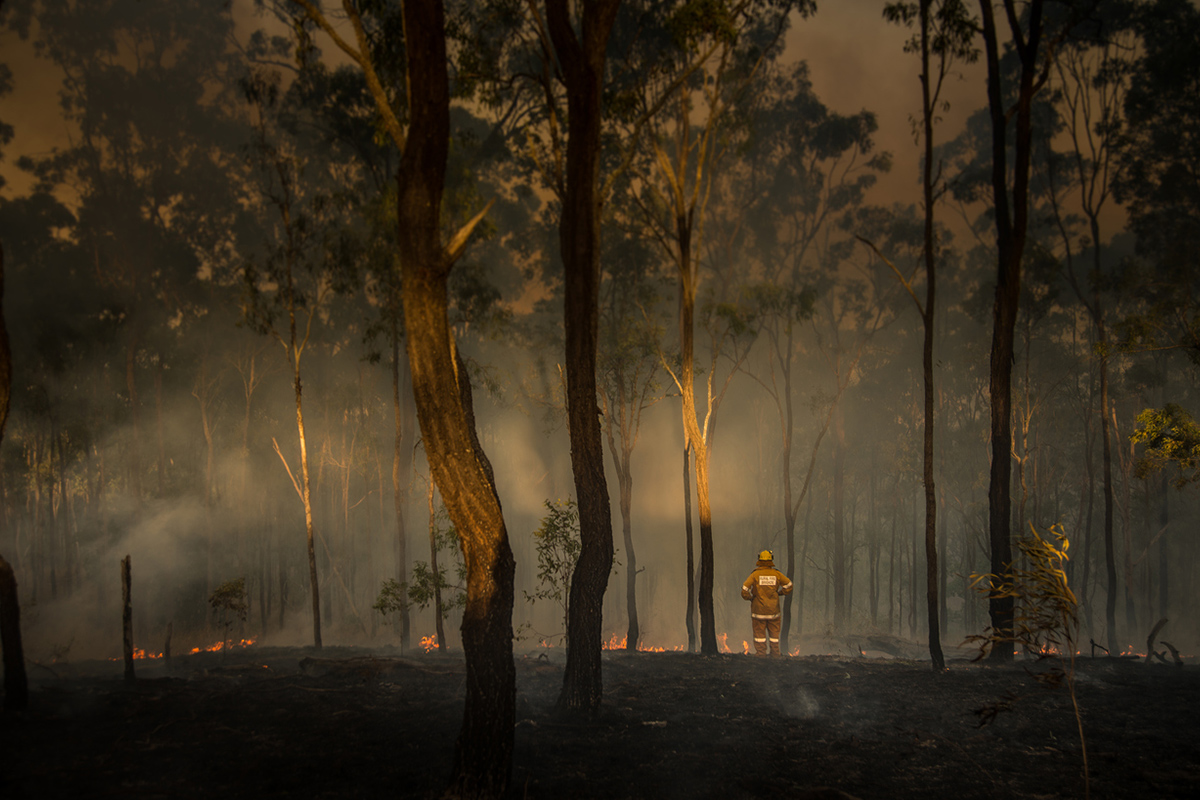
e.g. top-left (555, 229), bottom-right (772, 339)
top-left (524, 499), bottom-right (584, 644)
top-left (376, 490), bottom-right (468, 652)
top-left (596, 237), bottom-right (667, 652)
top-left (1132, 404), bottom-right (1200, 489)
top-left (729, 55), bottom-right (884, 654)
top-left (240, 65), bottom-right (345, 650)
top-left (1113, 0), bottom-right (1200, 360)
top-left (14, 0), bottom-right (245, 503)
top-left (209, 577), bottom-right (249, 655)
top-left (629, 0), bottom-right (808, 655)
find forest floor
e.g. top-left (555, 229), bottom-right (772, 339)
top-left (2, 640), bottom-right (1199, 799)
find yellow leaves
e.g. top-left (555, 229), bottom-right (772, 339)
top-left (967, 522), bottom-right (1079, 659)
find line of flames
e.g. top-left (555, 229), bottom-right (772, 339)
top-left (414, 636), bottom-right (1185, 660)
top-left (113, 638), bottom-right (258, 661)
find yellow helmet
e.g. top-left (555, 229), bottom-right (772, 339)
top-left (758, 550), bottom-right (773, 561)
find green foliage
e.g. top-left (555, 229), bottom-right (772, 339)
top-left (524, 499), bottom-right (582, 642)
top-left (526, 498), bottom-right (581, 605)
top-left (373, 578), bottom-right (409, 618)
top-left (374, 507), bottom-right (467, 628)
top-left (1132, 403), bottom-right (1200, 488)
top-left (209, 578), bottom-right (248, 655)
top-left (209, 577), bottom-right (249, 622)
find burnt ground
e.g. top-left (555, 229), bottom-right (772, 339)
top-left (2, 644), bottom-right (1199, 799)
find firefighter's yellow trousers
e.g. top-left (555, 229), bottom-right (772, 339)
top-left (751, 614), bottom-right (781, 656)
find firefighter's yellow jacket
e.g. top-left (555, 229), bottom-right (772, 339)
top-left (741, 559), bottom-right (793, 618)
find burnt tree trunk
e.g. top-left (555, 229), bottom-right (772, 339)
top-left (0, 553), bottom-right (27, 711)
top-left (979, 0), bottom-right (1044, 663)
top-left (121, 555), bottom-right (134, 683)
top-left (397, 2), bottom-right (515, 794)
top-left (918, 0), bottom-right (944, 671)
top-left (683, 439), bottom-right (696, 652)
top-left (546, 0), bottom-right (621, 716)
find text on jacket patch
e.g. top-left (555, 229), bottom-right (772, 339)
top-left (759, 576), bottom-right (776, 586)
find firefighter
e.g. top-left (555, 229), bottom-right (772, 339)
top-left (741, 550), bottom-right (793, 657)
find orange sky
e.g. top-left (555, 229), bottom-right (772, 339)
top-left (0, 2), bottom-right (990, 209)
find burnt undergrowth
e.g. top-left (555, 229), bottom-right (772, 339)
top-left (2, 645), bottom-right (1198, 799)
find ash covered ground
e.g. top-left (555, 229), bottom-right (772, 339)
top-left (2, 643), bottom-right (1198, 799)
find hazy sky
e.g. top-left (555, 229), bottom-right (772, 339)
top-left (0, 1), bottom-right (988, 210)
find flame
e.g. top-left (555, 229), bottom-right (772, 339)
top-left (599, 633), bottom-right (684, 652)
top-left (110, 637), bottom-right (257, 662)
top-left (419, 634), bottom-right (438, 653)
top-left (189, 638), bottom-right (257, 655)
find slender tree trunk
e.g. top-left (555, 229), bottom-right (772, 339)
top-left (293, 338), bottom-right (321, 649)
top-left (391, 312), bottom-right (411, 651)
top-left (547, 0), bottom-right (621, 715)
top-left (429, 479), bottom-right (446, 651)
top-left (618, 460), bottom-right (639, 650)
top-left (126, 331), bottom-right (142, 502)
top-left (832, 403), bottom-right (847, 632)
top-left (121, 555), bottom-right (135, 683)
top-left (979, 0), bottom-right (1044, 662)
top-left (1099, 349), bottom-right (1118, 652)
top-left (155, 357), bottom-right (166, 497)
top-left (918, 0), bottom-right (945, 670)
top-left (683, 439), bottom-right (696, 652)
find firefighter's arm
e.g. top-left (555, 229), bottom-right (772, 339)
top-left (741, 579), bottom-right (754, 601)
top-left (777, 574), bottom-right (794, 596)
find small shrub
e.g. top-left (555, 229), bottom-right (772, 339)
top-left (967, 523), bottom-right (1089, 799)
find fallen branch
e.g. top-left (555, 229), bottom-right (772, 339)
top-left (1161, 640), bottom-right (1184, 668)
top-left (1145, 618), bottom-right (1168, 664)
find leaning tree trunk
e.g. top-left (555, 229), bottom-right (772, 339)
top-left (546, 0), bottom-right (621, 717)
top-left (397, 2), bottom-right (515, 794)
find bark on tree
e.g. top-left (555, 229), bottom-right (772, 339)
top-left (918, 0), bottom-right (945, 671)
top-left (683, 439), bottom-right (697, 652)
top-left (287, 0), bottom-right (516, 790)
top-left (979, 0), bottom-right (1045, 663)
top-left (545, 0), bottom-right (621, 716)
top-left (121, 555), bottom-right (134, 683)
top-left (394, 3), bottom-right (516, 793)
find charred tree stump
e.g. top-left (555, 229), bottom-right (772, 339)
top-left (121, 555), bottom-right (135, 683)
top-left (0, 553), bottom-right (28, 711)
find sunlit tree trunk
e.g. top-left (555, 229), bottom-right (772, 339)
top-left (394, 3), bottom-right (515, 792)
top-left (683, 439), bottom-right (696, 652)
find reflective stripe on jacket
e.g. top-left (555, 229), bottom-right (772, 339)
top-left (741, 560), bottom-right (793, 619)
